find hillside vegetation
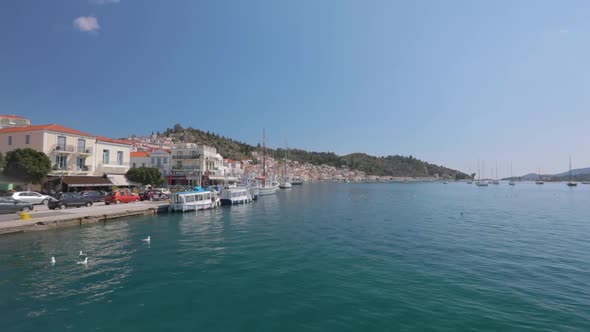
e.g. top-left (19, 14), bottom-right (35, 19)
top-left (162, 124), bottom-right (467, 179)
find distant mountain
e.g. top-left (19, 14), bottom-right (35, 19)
top-left (504, 167), bottom-right (590, 181)
top-left (161, 124), bottom-right (468, 179)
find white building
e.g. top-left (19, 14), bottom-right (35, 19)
top-left (0, 115), bottom-right (31, 129)
top-left (130, 149), bottom-right (171, 175)
top-left (169, 143), bottom-right (224, 186)
top-left (0, 124), bottom-right (132, 188)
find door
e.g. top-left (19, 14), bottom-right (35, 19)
top-left (57, 136), bottom-right (66, 150)
top-left (28, 192), bottom-right (43, 204)
top-left (0, 198), bottom-right (17, 214)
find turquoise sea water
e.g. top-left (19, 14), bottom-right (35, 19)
top-left (2, 182), bottom-right (590, 331)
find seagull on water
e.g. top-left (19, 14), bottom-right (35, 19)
top-left (51, 256), bottom-right (56, 265)
top-left (79, 251), bottom-right (85, 256)
top-left (142, 236), bottom-right (151, 243)
top-left (77, 257), bottom-right (88, 265)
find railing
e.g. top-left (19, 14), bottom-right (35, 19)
top-left (98, 161), bottom-right (130, 167)
top-left (77, 147), bottom-right (93, 154)
top-left (52, 144), bottom-right (93, 154)
top-left (172, 155), bottom-right (201, 159)
top-left (52, 164), bottom-right (91, 172)
top-left (52, 144), bottom-right (75, 153)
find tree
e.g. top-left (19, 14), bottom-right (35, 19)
top-left (0, 152), bottom-right (5, 170)
top-left (471, 173), bottom-right (476, 180)
top-left (126, 167), bottom-right (164, 186)
top-left (3, 148), bottom-right (52, 184)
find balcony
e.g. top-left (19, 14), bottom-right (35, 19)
top-left (76, 147), bottom-right (93, 154)
top-left (52, 144), bottom-right (93, 155)
top-left (172, 154), bottom-right (201, 159)
top-left (97, 162), bottom-right (130, 175)
top-left (52, 144), bottom-right (76, 153)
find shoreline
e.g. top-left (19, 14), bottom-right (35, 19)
top-left (0, 202), bottom-right (169, 236)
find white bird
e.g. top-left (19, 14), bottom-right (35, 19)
top-left (142, 236), bottom-right (151, 243)
top-left (51, 256), bottom-right (56, 265)
top-left (77, 257), bottom-right (88, 265)
top-left (79, 251), bottom-right (85, 256)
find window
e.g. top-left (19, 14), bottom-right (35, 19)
top-left (163, 157), bottom-right (168, 164)
top-left (77, 139), bottom-right (86, 153)
top-left (177, 161), bottom-right (182, 169)
top-left (57, 136), bottom-right (66, 150)
top-left (103, 149), bottom-right (110, 164)
top-left (76, 157), bottom-right (85, 170)
top-left (55, 155), bottom-right (67, 170)
top-left (25, 135), bottom-right (30, 144)
top-left (8, 136), bottom-right (12, 145)
top-left (117, 151), bottom-right (123, 165)
top-left (132, 163), bottom-right (137, 168)
top-left (151, 157), bottom-right (156, 165)
top-left (156, 157), bottom-right (161, 166)
top-left (177, 151), bottom-right (183, 158)
top-left (141, 163), bottom-right (146, 167)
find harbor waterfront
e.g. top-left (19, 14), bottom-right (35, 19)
top-left (2, 182), bottom-right (590, 331)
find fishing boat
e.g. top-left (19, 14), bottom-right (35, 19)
top-left (567, 156), bottom-right (577, 187)
top-left (536, 168), bottom-right (544, 185)
top-left (220, 187), bottom-right (253, 205)
top-left (169, 189), bottom-right (219, 212)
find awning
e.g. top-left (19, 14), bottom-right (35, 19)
top-left (62, 176), bottom-right (113, 187)
top-left (108, 174), bottom-right (134, 186)
top-left (207, 176), bottom-right (238, 181)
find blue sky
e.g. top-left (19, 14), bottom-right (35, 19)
top-left (1, 0), bottom-right (589, 176)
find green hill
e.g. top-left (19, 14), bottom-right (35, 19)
top-left (161, 124), bottom-right (467, 179)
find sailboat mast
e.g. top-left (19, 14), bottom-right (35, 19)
top-left (569, 156), bottom-right (572, 182)
top-left (262, 128), bottom-right (266, 177)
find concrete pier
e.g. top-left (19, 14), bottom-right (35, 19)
top-left (0, 201), bottom-right (169, 236)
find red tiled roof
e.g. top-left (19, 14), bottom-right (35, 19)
top-left (0, 124), bottom-right (94, 137)
top-left (131, 151), bottom-right (149, 157)
top-left (0, 114), bottom-right (27, 119)
top-left (96, 136), bottom-right (132, 146)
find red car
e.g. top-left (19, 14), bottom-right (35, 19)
top-left (104, 191), bottom-right (140, 205)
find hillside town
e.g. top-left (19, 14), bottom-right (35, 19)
top-left (0, 114), bottom-right (426, 192)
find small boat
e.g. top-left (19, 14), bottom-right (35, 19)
top-left (443, 181), bottom-right (448, 184)
top-left (536, 168), bottom-right (544, 185)
top-left (467, 181), bottom-right (473, 184)
top-left (220, 187), bottom-right (252, 205)
top-left (279, 182), bottom-right (292, 189)
top-left (509, 162), bottom-right (516, 186)
top-left (476, 160), bottom-right (488, 187)
top-left (567, 156), bottom-right (577, 187)
top-left (582, 181), bottom-right (590, 185)
top-left (169, 189), bottom-right (219, 212)
top-left (291, 178), bottom-right (303, 185)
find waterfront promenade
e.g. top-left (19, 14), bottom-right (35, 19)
top-left (0, 201), bottom-right (169, 235)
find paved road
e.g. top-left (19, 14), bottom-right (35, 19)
top-left (0, 201), bottom-right (159, 222)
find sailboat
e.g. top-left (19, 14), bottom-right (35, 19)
top-left (567, 156), bottom-right (577, 187)
top-left (509, 162), bottom-right (516, 186)
top-left (476, 160), bottom-right (488, 186)
top-left (256, 129), bottom-right (279, 196)
top-left (535, 168), bottom-right (544, 185)
top-left (279, 142), bottom-right (292, 189)
top-left (491, 162), bottom-right (500, 185)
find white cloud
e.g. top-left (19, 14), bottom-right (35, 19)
top-left (92, 0), bottom-right (120, 4)
top-left (73, 16), bottom-right (100, 32)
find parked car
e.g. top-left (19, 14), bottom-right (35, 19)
top-left (48, 193), bottom-right (93, 210)
top-left (9, 191), bottom-right (54, 205)
top-left (81, 190), bottom-right (107, 202)
top-left (139, 190), bottom-right (168, 201)
top-left (0, 197), bottom-right (34, 214)
top-left (104, 191), bottom-right (140, 205)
